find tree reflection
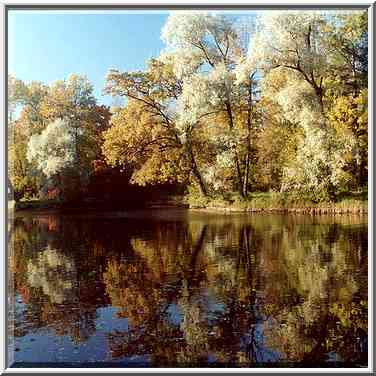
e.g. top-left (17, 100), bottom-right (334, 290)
top-left (9, 216), bottom-right (110, 344)
top-left (261, 222), bottom-right (367, 365)
top-left (9, 212), bottom-right (367, 366)
top-left (27, 246), bottom-right (76, 304)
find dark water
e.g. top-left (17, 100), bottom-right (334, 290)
top-left (8, 209), bottom-right (368, 368)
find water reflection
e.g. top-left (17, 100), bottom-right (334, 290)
top-left (8, 210), bottom-right (367, 367)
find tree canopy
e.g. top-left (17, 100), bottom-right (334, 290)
top-left (8, 10), bottom-right (368, 204)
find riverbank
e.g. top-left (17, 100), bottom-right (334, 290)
top-left (190, 206), bottom-right (367, 214)
top-left (186, 191), bottom-right (368, 214)
top-left (8, 191), bottom-right (368, 215)
top-left (10, 197), bottom-right (189, 213)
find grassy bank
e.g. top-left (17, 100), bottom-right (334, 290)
top-left (186, 191), bottom-right (368, 214)
top-left (11, 199), bottom-right (61, 211)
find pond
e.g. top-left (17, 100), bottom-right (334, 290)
top-left (8, 209), bottom-right (368, 368)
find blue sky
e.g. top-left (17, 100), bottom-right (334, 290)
top-left (8, 11), bottom-right (169, 106)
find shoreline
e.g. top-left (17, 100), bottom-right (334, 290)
top-left (189, 206), bottom-right (367, 215)
top-left (9, 202), bottom-right (367, 216)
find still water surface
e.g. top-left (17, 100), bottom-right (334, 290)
top-left (8, 209), bottom-right (368, 367)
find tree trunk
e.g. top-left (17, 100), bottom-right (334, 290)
top-left (189, 225), bottom-right (207, 282)
top-left (358, 154), bottom-right (368, 187)
top-left (8, 177), bottom-right (16, 201)
top-left (243, 153), bottom-right (250, 197)
top-left (225, 100), bottom-right (245, 197)
top-left (188, 144), bottom-right (208, 196)
top-left (313, 85), bottom-right (324, 115)
top-left (242, 81), bottom-right (253, 197)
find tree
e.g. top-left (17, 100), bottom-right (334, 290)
top-left (162, 12), bottom-right (260, 197)
top-left (102, 99), bottom-right (190, 186)
top-left (250, 11), bottom-right (334, 112)
top-left (9, 79), bottom-right (49, 136)
top-left (251, 11), bottom-right (368, 200)
top-left (8, 77), bottom-right (50, 200)
top-left (9, 75), bottom-right (110, 201)
top-left (276, 76), bottom-right (353, 201)
top-left (325, 12), bottom-right (368, 96)
top-left (27, 118), bottom-right (76, 178)
top-left (327, 89), bottom-right (368, 188)
top-left (8, 122), bottom-right (42, 201)
top-left (8, 78), bottom-right (48, 200)
top-left (254, 98), bottom-right (299, 191)
top-left (8, 75), bottom-right (28, 123)
top-left (39, 75), bottom-right (99, 174)
top-left (8, 11), bottom-right (368, 203)
top-left (104, 58), bottom-right (209, 195)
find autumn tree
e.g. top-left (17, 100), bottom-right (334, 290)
top-left (8, 76), bottom-right (49, 200)
top-left (102, 99), bottom-right (191, 186)
top-left (327, 89), bottom-right (368, 188)
top-left (9, 74), bottom-right (110, 201)
top-left (8, 11), bottom-right (368, 204)
top-left (8, 121), bottom-right (41, 200)
top-left (38, 75), bottom-right (105, 176)
top-left (8, 75), bottom-right (28, 123)
top-left (103, 57), bottom-right (209, 195)
top-left (325, 12), bottom-right (368, 187)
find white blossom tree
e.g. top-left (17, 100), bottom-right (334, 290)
top-left (162, 12), bottom-right (259, 196)
top-left (27, 118), bottom-right (76, 178)
top-left (250, 11), bottom-right (330, 111)
top-left (251, 11), bottom-right (362, 199)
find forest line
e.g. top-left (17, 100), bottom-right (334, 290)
top-left (8, 11), bottom-right (368, 209)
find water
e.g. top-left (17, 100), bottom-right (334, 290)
top-left (8, 209), bottom-right (368, 367)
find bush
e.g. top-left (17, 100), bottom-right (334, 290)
top-left (185, 185), bottom-right (210, 208)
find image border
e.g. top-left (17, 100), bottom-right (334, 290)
top-left (1, 1), bottom-right (374, 374)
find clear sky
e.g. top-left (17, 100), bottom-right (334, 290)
top-left (8, 11), bottom-right (169, 106)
